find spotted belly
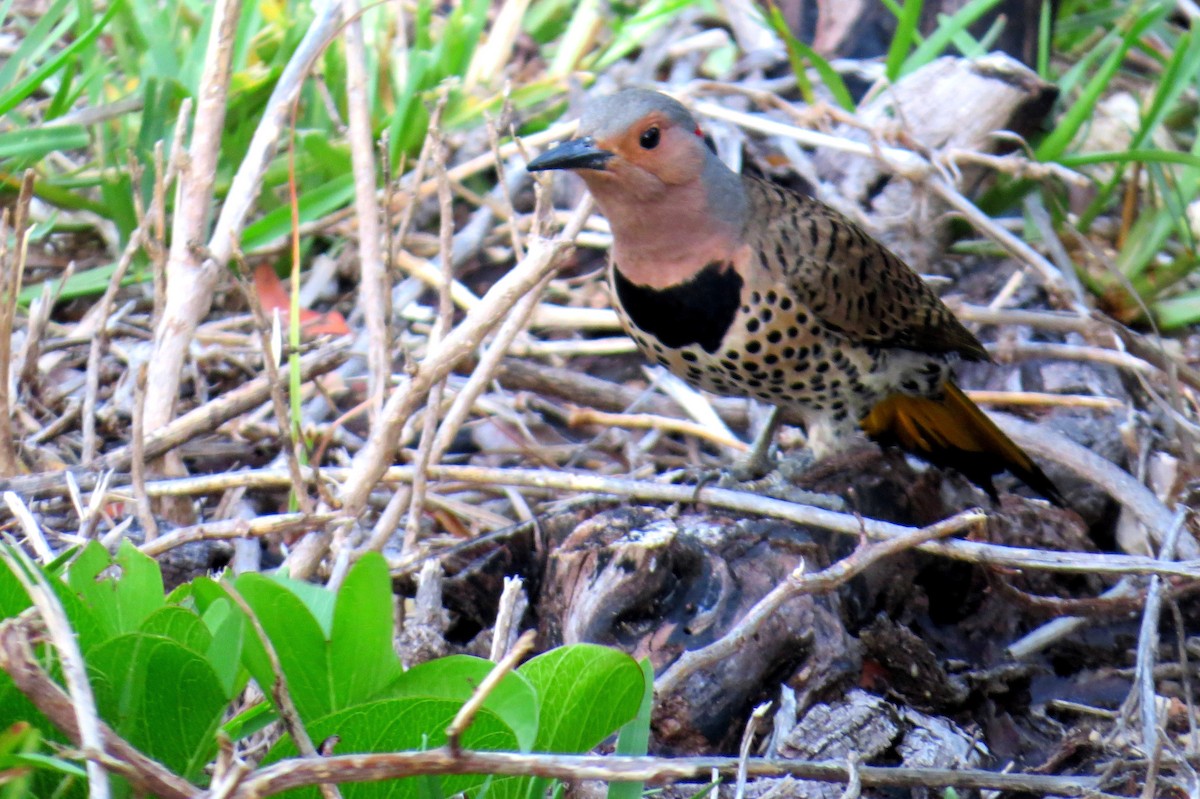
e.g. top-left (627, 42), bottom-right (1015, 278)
top-left (610, 261), bottom-right (914, 427)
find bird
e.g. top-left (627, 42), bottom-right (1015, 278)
top-left (527, 88), bottom-right (1063, 505)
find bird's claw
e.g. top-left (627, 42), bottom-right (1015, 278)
top-left (684, 453), bottom-right (846, 512)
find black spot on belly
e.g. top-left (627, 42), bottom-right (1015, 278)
top-left (614, 262), bottom-right (743, 354)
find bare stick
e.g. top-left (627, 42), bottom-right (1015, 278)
top-left (342, 0), bottom-right (389, 421)
top-left (82, 187), bottom-right (147, 463)
top-left (131, 364), bottom-right (159, 541)
top-left (489, 576), bottom-right (528, 662)
top-left (403, 108), bottom-right (456, 558)
top-left (735, 702), bottom-right (771, 799)
top-left (428, 272), bottom-right (557, 463)
top-left (1128, 508), bottom-right (1190, 754)
top-left (284, 198), bottom-right (593, 579)
top-left (140, 512), bottom-right (336, 558)
top-left (5, 491), bottom-right (55, 562)
top-left (232, 261), bottom-right (315, 514)
top-left (234, 748), bottom-right (1108, 798)
top-left (0, 174), bottom-right (34, 476)
top-left (656, 511), bottom-right (981, 696)
top-left (144, 0), bottom-right (340, 447)
top-left (445, 630), bottom-right (536, 753)
top-left (566, 407), bottom-right (753, 451)
top-left (144, 0), bottom-right (243, 438)
top-left (993, 414), bottom-right (1179, 552)
top-left (20, 462), bottom-right (1190, 581)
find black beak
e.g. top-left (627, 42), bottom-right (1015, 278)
top-left (527, 137), bottom-right (614, 172)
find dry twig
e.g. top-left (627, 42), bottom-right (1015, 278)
top-left (284, 197), bottom-right (593, 579)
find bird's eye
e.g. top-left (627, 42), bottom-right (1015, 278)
top-left (639, 126), bottom-right (660, 149)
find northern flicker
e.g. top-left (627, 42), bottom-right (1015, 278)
top-left (527, 89), bottom-right (1062, 504)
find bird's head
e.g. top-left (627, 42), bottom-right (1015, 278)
top-left (527, 89), bottom-right (712, 204)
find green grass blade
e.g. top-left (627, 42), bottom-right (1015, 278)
top-left (906, 0), bottom-right (1004, 72)
top-left (1077, 28), bottom-right (1200, 229)
top-left (0, 0), bottom-right (124, 117)
top-left (1058, 149), bottom-right (1200, 170)
top-left (0, 125), bottom-right (87, 161)
top-left (242, 173), bottom-right (357, 251)
top-left (1153, 290), bottom-right (1200, 331)
top-left (765, 3), bottom-right (816, 105)
top-left (766, 3), bottom-right (855, 110)
top-left (0, 0), bottom-right (76, 89)
top-left (1037, 0), bottom-right (1051, 78)
top-left (593, 0), bottom-right (700, 72)
top-left (886, 0), bottom-right (923, 81)
top-left (1035, 6), bottom-right (1164, 163)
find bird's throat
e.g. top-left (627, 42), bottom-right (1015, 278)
top-left (587, 169), bottom-right (746, 289)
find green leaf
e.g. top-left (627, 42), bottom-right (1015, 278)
top-left (330, 553), bottom-right (406, 712)
top-left (0, 552), bottom-right (31, 620)
top-left (19, 260), bottom-right (141, 306)
top-left (1036, 7), bottom-right (1165, 163)
top-left (1153, 290), bottom-right (1200, 331)
top-left (202, 599), bottom-right (247, 699)
top-left (519, 644), bottom-right (644, 753)
top-left (592, 0), bottom-right (700, 72)
top-left (0, 0), bottom-right (75, 90)
top-left (1036, 0), bottom-right (1051, 78)
top-left (233, 555), bottom-right (406, 726)
top-left (264, 698), bottom-right (520, 799)
top-left (88, 633), bottom-right (227, 780)
top-left (221, 700), bottom-right (276, 742)
top-left (394, 656), bottom-right (539, 752)
top-left (233, 573), bottom-right (332, 722)
top-left (1058, 149), bottom-right (1200, 170)
top-left (904, 0), bottom-right (1003, 72)
top-left (139, 607), bottom-right (212, 655)
top-left (763, 3), bottom-right (854, 111)
top-left (607, 658), bottom-right (655, 799)
top-left (241, 173), bottom-right (357, 252)
top-left (0, 752), bottom-right (86, 779)
top-left (67, 540), bottom-right (164, 642)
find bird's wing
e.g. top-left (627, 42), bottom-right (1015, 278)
top-left (744, 177), bottom-right (989, 362)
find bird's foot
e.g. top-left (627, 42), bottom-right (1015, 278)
top-left (682, 451), bottom-right (845, 511)
top-left (725, 445), bottom-right (779, 483)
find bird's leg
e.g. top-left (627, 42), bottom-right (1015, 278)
top-left (729, 405), bottom-right (784, 482)
top-left (704, 407), bottom-right (845, 511)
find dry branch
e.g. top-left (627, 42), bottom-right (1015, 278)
top-left (235, 748), bottom-right (1108, 798)
top-left (56, 464), bottom-right (1193, 580)
top-left (283, 198), bottom-right (594, 579)
top-left (342, 0), bottom-right (389, 421)
top-left (0, 173), bottom-right (34, 476)
top-left (144, 0), bottom-right (342, 455)
top-left (145, 0), bottom-right (243, 442)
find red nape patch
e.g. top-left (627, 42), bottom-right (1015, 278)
top-left (694, 126), bottom-right (703, 137)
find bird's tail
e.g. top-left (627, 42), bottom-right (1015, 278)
top-left (859, 380), bottom-right (1064, 506)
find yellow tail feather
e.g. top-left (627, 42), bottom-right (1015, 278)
top-left (860, 381), bottom-right (1063, 504)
